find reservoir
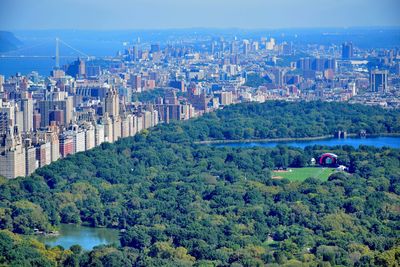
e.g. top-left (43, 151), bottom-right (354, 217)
top-left (36, 224), bottom-right (120, 250)
top-left (210, 136), bottom-right (400, 149)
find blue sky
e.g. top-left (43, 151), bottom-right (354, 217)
top-left (1, 0), bottom-right (399, 30)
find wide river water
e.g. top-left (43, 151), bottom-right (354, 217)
top-left (210, 136), bottom-right (400, 149)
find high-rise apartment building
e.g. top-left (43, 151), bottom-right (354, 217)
top-left (38, 96), bottom-right (73, 127)
top-left (46, 128), bottom-right (60, 162)
top-left (0, 75), bottom-right (4, 92)
top-left (370, 70), bottom-right (388, 92)
top-left (130, 75), bottom-right (142, 92)
top-left (136, 116), bottom-right (143, 133)
top-left (104, 89), bottom-right (119, 118)
top-left (0, 128), bottom-right (26, 179)
top-left (59, 135), bottom-right (74, 158)
top-left (33, 111), bottom-right (41, 130)
top-left (102, 115), bottom-right (113, 143)
top-left (129, 114), bottom-right (137, 136)
top-left (25, 141), bottom-right (37, 176)
top-left (84, 125), bottom-right (95, 151)
top-left (66, 58), bottom-right (86, 78)
top-left (0, 101), bottom-right (15, 134)
top-left (20, 97), bottom-right (33, 132)
top-left (112, 117), bottom-right (121, 141)
top-left (121, 116), bottom-right (130, 138)
top-left (36, 142), bottom-right (51, 168)
top-left (342, 42), bottom-right (353, 60)
top-left (14, 107), bottom-right (24, 133)
top-left (94, 124), bottom-right (105, 146)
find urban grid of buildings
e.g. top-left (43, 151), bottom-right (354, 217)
top-left (1, 36), bottom-right (400, 178)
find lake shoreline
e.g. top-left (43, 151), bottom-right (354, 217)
top-left (36, 223), bottom-right (121, 251)
top-left (195, 133), bottom-right (400, 145)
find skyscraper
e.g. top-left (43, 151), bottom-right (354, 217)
top-left (342, 42), bottom-right (353, 60)
top-left (370, 70), bottom-right (388, 92)
top-left (266, 38), bottom-right (275, 50)
top-left (25, 140), bottom-right (37, 176)
top-left (130, 75), bottom-right (142, 92)
top-left (0, 127), bottom-right (26, 179)
top-left (281, 42), bottom-right (292, 55)
top-left (20, 97), bottom-right (33, 132)
top-left (150, 44), bottom-right (160, 53)
top-left (0, 75), bottom-right (4, 92)
top-left (38, 97), bottom-right (73, 128)
top-left (0, 101), bottom-right (15, 134)
top-left (66, 58), bottom-right (86, 78)
top-left (242, 40), bottom-right (250, 56)
top-left (395, 62), bottom-right (400, 76)
top-left (131, 45), bottom-right (139, 61)
top-left (94, 124), bottom-right (104, 146)
top-left (104, 88), bottom-right (119, 118)
top-left (59, 135), bottom-right (74, 158)
top-left (231, 41), bottom-right (238, 54)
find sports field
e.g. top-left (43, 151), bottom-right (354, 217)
top-left (272, 167), bottom-right (336, 182)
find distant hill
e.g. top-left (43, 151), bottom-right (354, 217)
top-left (0, 31), bottom-right (22, 53)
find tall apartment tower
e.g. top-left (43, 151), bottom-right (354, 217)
top-left (112, 117), bottom-right (122, 141)
top-left (94, 124), bottom-right (105, 146)
top-left (104, 88), bottom-right (119, 118)
top-left (130, 75), bottom-right (142, 92)
top-left (0, 75), bottom-right (4, 92)
top-left (59, 135), bottom-right (74, 158)
top-left (20, 97), bottom-right (33, 132)
top-left (231, 41), bottom-right (238, 54)
top-left (38, 96), bottom-right (73, 127)
top-left (342, 42), bottom-right (353, 60)
top-left (370, 70), bottom-right (388, 92)
top-left (102, 114), bottom-right (113, 143)
top-left (25, 139), bottom-right (37, 177)
top-left (0, 102), bottom-right (15, 134)
top-left (0, 127), bottom-right (26, 179)
top-left (46, 128), bottom-right (60, 162)
top-left (121, 115), bottom-right (130, 138)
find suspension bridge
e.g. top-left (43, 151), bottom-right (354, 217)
top-left (0, 38), bottom-right (96, 64)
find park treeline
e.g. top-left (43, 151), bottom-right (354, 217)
top-left (0, 101), bottom-right (399, 266)
top-left (182, 101), bottom-right (400, 140)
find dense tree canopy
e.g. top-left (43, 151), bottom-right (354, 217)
top-left (0, 101), bottom-right (399, 266)
top-left (132, 88), bottom-right (167, 103)
top-left (183, 101), bottom-right (400, 140)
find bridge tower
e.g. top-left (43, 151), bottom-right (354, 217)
top-left (55, 37), bottom-right (60, 69)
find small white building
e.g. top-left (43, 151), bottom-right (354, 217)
top-left (336, 165), bottom-right (347, 172)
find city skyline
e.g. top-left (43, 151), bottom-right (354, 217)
top-left (1, 0), bottom-right (400, 30)
top-left (0, 1), bottom-right (399, 265)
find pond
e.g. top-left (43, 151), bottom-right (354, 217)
top-left (36, 224), bottom-right (121, 250)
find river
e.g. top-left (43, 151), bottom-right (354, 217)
top-left (210, 136), bottom-right (400, 149)
top-left (36, 224), bottom-right (120, 250)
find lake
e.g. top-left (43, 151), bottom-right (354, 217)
top-left (36, 224), bottom-right (120, 250)
top-left (210, 136), bottom-right (400, 149)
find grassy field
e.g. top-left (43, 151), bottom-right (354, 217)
top-left (272, 167), bottom-right (336, 182)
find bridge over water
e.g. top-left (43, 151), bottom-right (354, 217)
top-left (0, 38), bottom-right (97, 62)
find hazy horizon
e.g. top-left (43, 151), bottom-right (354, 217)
top-left (7, 26), bottom-right (400, 31)
top-left (1, 0), bottom-right (399, 30)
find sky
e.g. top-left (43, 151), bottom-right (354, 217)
top-left (0, 0), bottom-right (399, 30)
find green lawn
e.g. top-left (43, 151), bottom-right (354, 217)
top-left (272, 167), bottom-right (336, 182)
